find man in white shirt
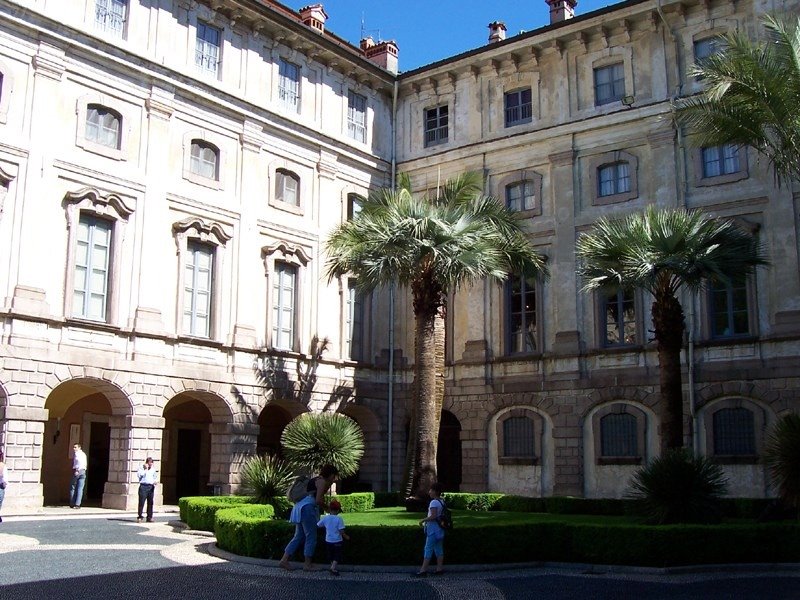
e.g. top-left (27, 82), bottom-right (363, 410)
top-left (70, 443), bottom-right (88, 508)
top-left (136, 457), bottom-right (158, 523)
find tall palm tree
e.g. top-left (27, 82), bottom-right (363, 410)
top-left (577, 206), bottom-right (767, 451)
top-left (676, 14), bottom-right (800, 185)
top-left (325, 172), bottom-right (547, 500)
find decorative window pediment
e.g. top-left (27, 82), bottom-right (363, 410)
top-left (172, 217), bottom-right (232, 247)
top-left (63, 187), bottom-right (135, 221)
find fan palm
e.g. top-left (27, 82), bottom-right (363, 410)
top-left (577, 206), bottom-right (767, 451)
top-left (325, 171), bottom-right (547, 499)
top-left (676, 14), bottom-right (800, 185)
top-left (280, 412), bottom-right (364, 478)
top-left (764, 412), bottom-right (800, 514)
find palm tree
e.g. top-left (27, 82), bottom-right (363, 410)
top-left (764, 413), bottom-right (800, 515)
top-left (676, 14), bottom-right (800, 185)
top-left (577, 206), bottom-right (767, 451)
top-left (325, 172), bottom-right (547, 500)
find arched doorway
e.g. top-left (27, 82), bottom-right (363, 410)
top-left (162, 394), bottom-right (213, 502)
top-left (437, 410), bottom-right (462, 492)
top-left (340, 404), bottom-right (382, 493)
top-left (41, 379), bottom-right (129, 506)
top-left (257, 403), bottom-right (293, 457)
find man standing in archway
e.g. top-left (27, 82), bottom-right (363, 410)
top-left (137, 457), bottom-right (158, 523)
top-left (70, 444), bottom-right (88, 509)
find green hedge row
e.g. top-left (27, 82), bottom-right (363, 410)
top-left (218, 512), bottom-right (800, 567)
top-left (178, 496), bottom-right (253, 531)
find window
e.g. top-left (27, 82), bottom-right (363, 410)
top-left (189, 140), bottom-right (219, 180)
top-left (347, 193), bottom-right (364, 220)
top-left (424, 105), bottom-right (448, 147)
top-left (183, 241), bottom-right (213, 337)
top-left (496, 408), bottom-right (542, 465)
top-left (713, 408), bottom-right (755, 456)
top-left (601, 289), bottom-right (636, 346)
top-left (505, 181), bottom-right (536, 212)
top-left (278, 59), bottom-right (300, 111)
top-left (504, 88), bottom-right (532, 127)
top-left (503, 417), bottom-right (535, 458)
top-left (694, 37), bottom-right (722, 63)
top-left (598, 162), bottom-right (630, 197)
top-left (600, 413), bottom-right (638, 457)
top-left (709, 277), bottom-right (750, 338)
top-left (702, 144), bottom-right (740, 178)
top-left (275, 169), bottom-right (299, 206)
top-left (73, 214), bottom-right (111, 321)
top-left (347, 90), bottom-right (367, 143)
top-left (85, 104), bottom-right (121, 149)
top-left (195, 22), bottom-right (221, 77)
top-left (506, 274), bottom-right (538, 354)
top-left (346, 281), bottom-right (364, 361)
top-left (594, 63), bottom-right (625, 105)
top-left (273, 262), bottom-right (297, 351)
top-left (95, 0), bottom-right (127, 37)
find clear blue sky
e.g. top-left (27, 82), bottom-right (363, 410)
top-left (285, 0), bottom-right (619, 71)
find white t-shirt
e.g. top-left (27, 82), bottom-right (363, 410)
top-left (317, 513), bottom-right (346, 543)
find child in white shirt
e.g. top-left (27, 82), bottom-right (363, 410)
top-left (317, 499), bottom-right (350, 575)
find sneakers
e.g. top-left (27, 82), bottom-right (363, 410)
top-left (137, 517), bottom-right (143, 523)
top-left (146, 518), bottom-right (153, 523)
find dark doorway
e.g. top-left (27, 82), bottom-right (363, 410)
top-left (257, 404), bottom-right (292, 457)
top-left (176, 428), bottom-right (201, 499)
top-left (437, 411), bottom-right (462, 492)
top-left (86, 421), bottom-right (110, 503)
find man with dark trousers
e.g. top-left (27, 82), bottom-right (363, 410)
top-left (136, 457), bottom-right (158, 523)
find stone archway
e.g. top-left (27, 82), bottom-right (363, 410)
top-left (340, 404), bottom-right (382, 493)
top-left (437, 410), bottom-right (462, 492)
top-left (257, 401), bottom-right (302, 458)
top-left (41, 377), bottom-right (133, 507)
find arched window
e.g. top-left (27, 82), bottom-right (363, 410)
top-left (275, 169), bottom-right (300, 206)
top-left (495, 408), bottom-right (542, 465)
top-left (713, 407), bottom-right (755, 456)
top-left (85, 104), bottom-right (122, 149)
top-left (600, 413), bottom-right (638, 457)
top-left (190, 140), bottom-right (219, 180)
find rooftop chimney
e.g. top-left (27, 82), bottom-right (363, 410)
top-left (299, 4), bottom-right (328, 33)
top-left (546, 0), bottom-right (576, 24)
top-left (362, 39), bottom-right (399, 74)
top-left (488, 21), bottom-right (507, 44)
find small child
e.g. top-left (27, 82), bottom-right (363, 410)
top-left (317, 499), bottom-right (350, 575)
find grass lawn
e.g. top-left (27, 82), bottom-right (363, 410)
top-left (342, 507), bottom-right (636, 527)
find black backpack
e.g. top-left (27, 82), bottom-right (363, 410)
top-left (436, 499), bottom-right (453, 530)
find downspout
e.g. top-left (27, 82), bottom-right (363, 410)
top-left (657, 0), bottom-right (696, 452)
top-left (387, 78), bottom-right (398, 492)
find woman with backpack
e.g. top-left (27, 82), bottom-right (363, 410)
top-left (413, 482), bottom-right (446, 576)
top-left (279, 464), bottom-right (339, 571)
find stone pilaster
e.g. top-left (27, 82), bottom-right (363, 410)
top-left (0, 405), bottom-right (49, 511)
top-left (103, 415), bottom-right (165, 510)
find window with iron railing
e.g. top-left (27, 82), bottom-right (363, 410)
top-left (195, 22), bottom-right (221, 77)
top-left (347, 90), bottom-right (367, 143)
top-left (95, 0), bottom-right (127, 38)
top-left (504, 88), bottom-right (532, 127)
top-left (424, 105), bottom-right (448, 147)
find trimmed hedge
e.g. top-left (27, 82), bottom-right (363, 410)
top-left (179, 496), bottom-right (253, 531)
top-left (215, 504), bottom-right (276, 557)
top-left (229, 515), bottom-right (800, 567)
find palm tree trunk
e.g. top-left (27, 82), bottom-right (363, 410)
top-left (652, 288), bottom-right (686, 452)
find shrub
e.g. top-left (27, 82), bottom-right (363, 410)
top-left (373, 491), bottom-right (402, 507)
top-left (334, 492), bottom-right (374, 513)
top-left (627, 448), bottom-right (728, 524)
top-left (239, 454), bottom-right (295, 504)
top-left (215, 504), bottom-right (276, 557)
top-left (179, 496), bottom-right (253, 531)
top-left (495, 495), bottom-right (546, 513)
top-left (442, 493), bottom-right (504, 511)
top-left (281, 412), bottom-right (364, 477)
top-left (765, 412), bottom-right (800, 513)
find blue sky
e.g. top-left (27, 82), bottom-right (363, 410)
top-left (285, 0), bottom-right (619, 71)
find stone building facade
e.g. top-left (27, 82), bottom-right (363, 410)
top-left (0, 0), bottom-right (798, 511)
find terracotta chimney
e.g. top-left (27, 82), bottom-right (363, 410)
top-left (488, 21), bottom-right (507, 44)
top-left (546, 0), bottom-right (577, 23)
top-left (362, 39), bottom-right (399, 74)
top-left (299, 4), bottom-right (328, 32)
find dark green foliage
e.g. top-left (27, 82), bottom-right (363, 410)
top-left (496, 495), bottom-right (547, 513)
top-left (442, 492), bottom-right (504, 512)
top-left (628, 449), bottom-right (728, 524)
top-left (334, 492), bottom-right (374, 513)
top-left (239, 454), bottom-right (294, 504)
top-left (765, 413), bottom-right (800, 512)
top-left (265, 496), bottom-right (293, 519)
top-left (281, 412), bottom-right (364, 477)
top-left (718, 498), bottom-right (775, 520)
top-left (214, 504), bottom-right (276, 557)
top-left (178, 496), bottom-right (253, 532)
top-left (373, 491), bottom-right (402, 507)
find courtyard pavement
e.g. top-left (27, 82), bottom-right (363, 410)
top-left (1, 506), bottom-right (799, 599)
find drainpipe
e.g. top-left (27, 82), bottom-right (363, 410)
top-left (387, 79), bottom-right (398, 492)
top-left (657, 0), bottom-right (696, 452)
